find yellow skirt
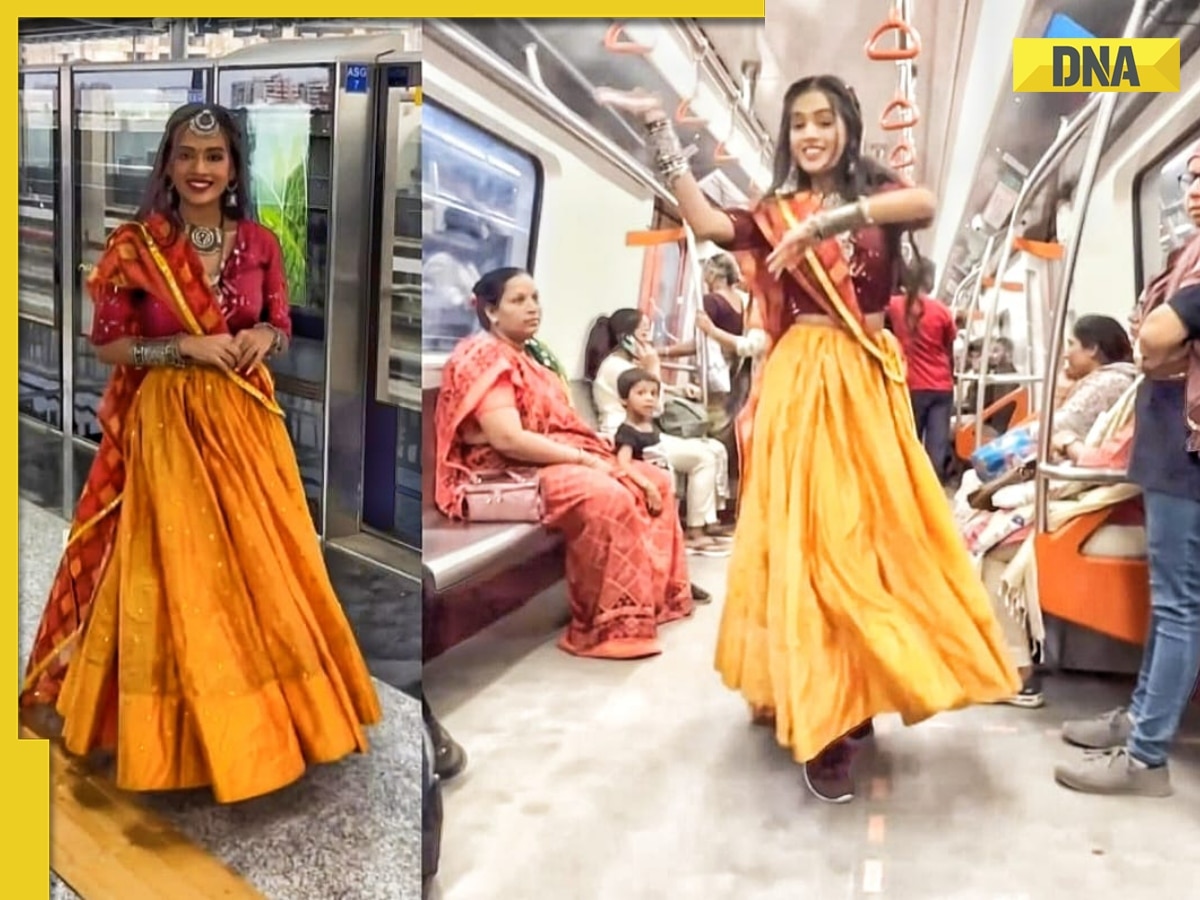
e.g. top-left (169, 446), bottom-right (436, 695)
top-left (714, 324), bottom-right (1020, 763)
top-left (56, 367), bottom-right (382, 803)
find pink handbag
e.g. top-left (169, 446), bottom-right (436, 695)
top-left (461, 470), bottom-right (544, 523)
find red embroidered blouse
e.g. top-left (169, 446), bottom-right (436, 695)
top-left (90, 220), bottom-right (293, 346)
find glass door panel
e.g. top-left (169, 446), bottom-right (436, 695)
top-left (362, 64), bottom-right (422, 549)
top-left (218, 65), bottom-right (334, 527)
top-left (19, 70), bottom-right (61, 429)
top-left (71, 67), bottom-right (211, 442)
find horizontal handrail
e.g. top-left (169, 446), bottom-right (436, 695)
top-left (1037, 463), bottom-right (1131, 486)
top-left (957, 372), bottom-right (1043, 385)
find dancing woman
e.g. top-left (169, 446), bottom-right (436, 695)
top-left (21, 104), bottom-right (381, 804)
top-left (608, 76), bottom-right (1019, 802)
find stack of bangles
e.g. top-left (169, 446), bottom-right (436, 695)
top-left (642, 115), bottom-right (875, 237)
top-left (129, 323), bottom-right (287, 368)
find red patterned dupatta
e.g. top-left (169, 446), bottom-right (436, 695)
top-left (731, 192), bottom-right (909, 492)
top-left (21, 212), bottom-right (283, 707)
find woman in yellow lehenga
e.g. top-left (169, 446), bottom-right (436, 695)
top-left (20, 103), bottom-right (381, 804)
top-left (607, 76), bottom-right (1019, 802)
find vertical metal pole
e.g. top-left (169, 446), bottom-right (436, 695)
top-left (58, 64), bottom-right (76, 516)
top-left (1034, 0), bottom-right (1152, 532)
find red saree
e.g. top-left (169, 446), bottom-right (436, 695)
top-left (434, 332), bottom-right (694, 659)
top-left (713, 192), bottom-right (1021, 763)
top-left (21, 213), bottom-right (381, 803)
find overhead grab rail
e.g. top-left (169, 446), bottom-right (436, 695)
top-left (603, 22), bottom-right (654, 55)
top-left (866, 0), bottom-right (921, 174)
top-left (880, 94), bottom-right (920, 131)
top-left (1033, 0), bottom-right (1152, 533)
top-left (864, 6), bottom-right (923, 61)
top-left (427, 21), bottom-right (676, 207)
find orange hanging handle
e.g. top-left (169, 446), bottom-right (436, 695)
top-left (675, 98), bottom-right (708, 128)
top-left (865, 12), bottom-right (922, 61)
top-left (714, 141), bottom-right (736, 164)
top-left (603, 23), bottom-right (653, 55)
top-left (879, 95), bottom-right (920, 131)
top-left (889, 141), bottom-right (915, 169)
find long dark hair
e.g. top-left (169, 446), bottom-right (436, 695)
top-left (137, 103), bottom-right (255, 233)
top-left (1073, 314), bottom-right (1134, 365)
top-left (768, 75), bottom-right (928, 332)
top-left (583, 307), bottom-right (642, 381)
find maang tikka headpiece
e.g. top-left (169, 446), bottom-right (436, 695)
top-left (188, 108), bottom-right (220, 137)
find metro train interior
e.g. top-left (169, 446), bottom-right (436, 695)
top-left (14, 6), bottom-right (1200, 899)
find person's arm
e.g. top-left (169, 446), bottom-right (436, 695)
top-left (477, 406), bottom-right (606, 469)
top-left (1139, 283), bottom-right (1200, 370)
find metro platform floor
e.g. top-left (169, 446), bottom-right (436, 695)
top-left (20, 499), bottom-right (423, 900)
top-left (425, 551), bottom-right (1200, 900)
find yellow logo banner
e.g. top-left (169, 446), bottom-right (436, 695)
top-left (1012, 38), bottom-right (1180, 93)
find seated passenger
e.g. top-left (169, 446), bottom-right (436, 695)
top-left (433, 267), bottom-right (696, 660)
top-left (960, 336), bottom-right (1020, 437)
top-left (587, 308), bottom-right (732, 556)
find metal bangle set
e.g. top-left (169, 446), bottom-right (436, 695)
top-left (645, 117), bottom-right (692, 186)
top-left (809, 198), bottom-right (874, 240)
top-left (131, 338), bottom-right (185, 368)
top-left (130, 325), bottom-right (286, 369)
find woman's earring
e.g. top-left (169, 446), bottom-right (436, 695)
top-left (225, 184), bottom-right (237, 207)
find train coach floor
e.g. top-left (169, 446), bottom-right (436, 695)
top-left (424, 551), bottom-right (1200, 900)
top-left (19, 498), bottom-right (424, 900)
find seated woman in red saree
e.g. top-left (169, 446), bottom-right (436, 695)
top-left (433, 267), bottom-right (695, 660)
top-left (604, 76), bottom-right (1020, 802)
top-left (20, 103), bottom-right (381, 804)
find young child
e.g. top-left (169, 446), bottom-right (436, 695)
top-left (613, 367), bottom-right (665, 517)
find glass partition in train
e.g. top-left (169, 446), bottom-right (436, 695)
top-left (421, 100), bottom-right (542, 355)
top-left (72, 67), bottom-right (212, 445)
top-left (218, 64), bottom-right (334, 524)
top-left (19, 70), bottom-right (61, 430)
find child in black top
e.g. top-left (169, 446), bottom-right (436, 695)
top-left (613, 367), bottom-right (665, 516)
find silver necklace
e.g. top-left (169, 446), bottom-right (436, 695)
top-left (188, 223), bottom-right (223, 254)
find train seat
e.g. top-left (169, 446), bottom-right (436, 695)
top-left (1036, 497), bottom-right (1149, 647)
top-left (421, 383), bottom-right (567, 661)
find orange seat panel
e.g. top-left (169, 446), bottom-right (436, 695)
top-left (954, 388), bottom-right (1030, 460)
top-left (1035, 500), bottom-right (1149, 646)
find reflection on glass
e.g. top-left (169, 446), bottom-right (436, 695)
top-left (421, 100), bottom-right (541, 354)
top-left (379, 99), bottom-right (422, 409)
top-left (220, 66), bottom-right (334, 528)
top-left (1158, 139), bottom-right (1199, 256)
top-left (19, 71), bottom-right (61, 428)
top-left (73, 69), bottom-right (208, 442)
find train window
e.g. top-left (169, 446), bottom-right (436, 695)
top-left (421, 100), bottom-right (542, 355)
top-left (1135, 126), bottom-right (1200, 284)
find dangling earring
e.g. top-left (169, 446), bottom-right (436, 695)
top-left (225, 183), bottom-right (237, 208)
top-left (166, 181), bottom-right (178, 205)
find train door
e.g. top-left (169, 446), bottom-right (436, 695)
top-left (363, 63), bottom-right (423, 551)
top-left (214, 44), bottom-right (423, 568)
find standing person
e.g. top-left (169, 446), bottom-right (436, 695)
top-left (1055, 145), bottom-right (1200, 798)
top-left (887, 258), bottom-right (956, 481)
top-left (20, 103), bottom-right (382, 804)
top-left (603, 76), bottom-right (1019, 802)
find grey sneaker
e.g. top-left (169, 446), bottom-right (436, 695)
top-left (1061, 707), bottom-right (1133, 750)
top-left (1054, 747), bottom-right (1172, 797)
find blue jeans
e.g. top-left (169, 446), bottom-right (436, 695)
top-left (1128, 490), bottom-right (1200, 766)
